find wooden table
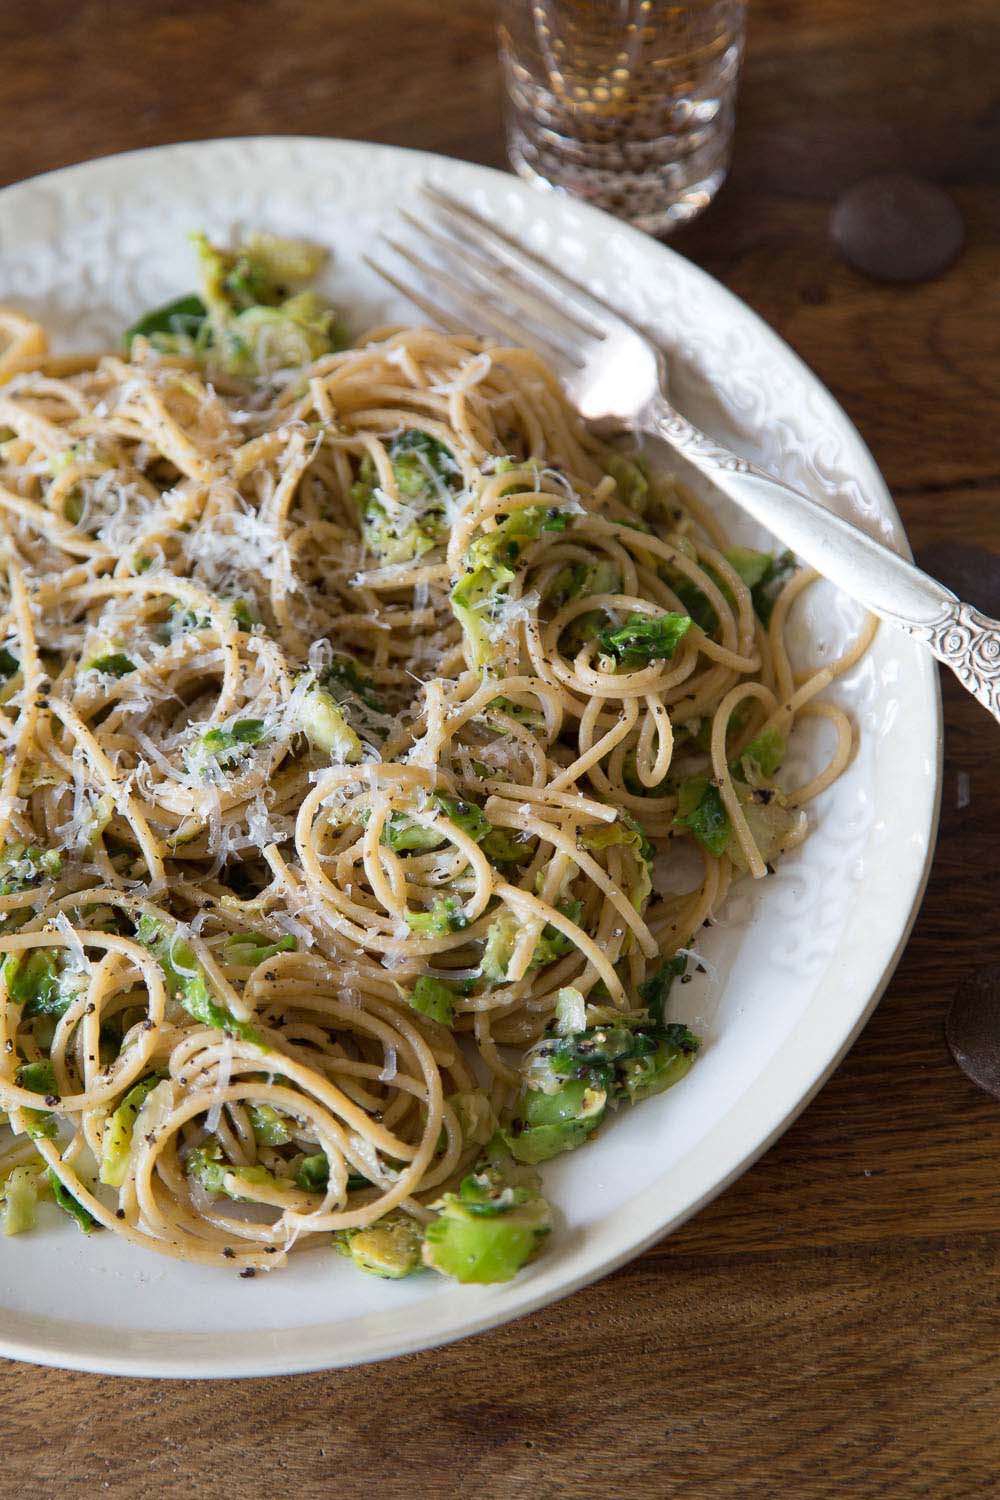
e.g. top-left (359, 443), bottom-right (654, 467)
top-left (1, 1), bottom-right (998, 1494)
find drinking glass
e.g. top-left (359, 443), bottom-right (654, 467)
top-left (497, 0), bottom-right (746, 235)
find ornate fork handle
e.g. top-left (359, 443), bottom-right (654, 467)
top-left (892, 601), bottom-right (1000, 719)
top-left (641, 396), bottom-right (1000, 727)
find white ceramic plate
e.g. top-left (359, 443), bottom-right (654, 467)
top-left (0, 138), bottom-right (940, 1377)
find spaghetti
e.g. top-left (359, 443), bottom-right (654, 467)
top-left (0, 236), bottom-right (875, 1282)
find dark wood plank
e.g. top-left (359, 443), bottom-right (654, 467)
top-left (2, 1237), bottom-right (999, 1500)
top-left (0, 0), bottom-right (999, 1495)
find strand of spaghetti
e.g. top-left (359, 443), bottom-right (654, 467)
top-left (546, 696), bottom-right (641, 794)
top-left (44, 699), bottom-right (167, 886)
top-left (710, 683), bottom-right (777, 880)
top-left (0, 484), bottom-right (110, 558)
top-left (495, 879), bottom-right (626, 1003)
top-left (0, 558), bottom-right (40, 845)
top-left (783, 701), bottom-right (855, 806)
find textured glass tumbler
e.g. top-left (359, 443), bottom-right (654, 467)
top-left (498, 0), bottom-right (746, 235)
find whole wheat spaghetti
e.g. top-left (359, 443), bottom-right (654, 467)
top-left (0, 235), bottom-right (874, 1282)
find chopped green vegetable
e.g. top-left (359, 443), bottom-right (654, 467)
top-left (434, 795), bottom-right (490, 844)
top-left (230, 598), bottom-right (256, 632)
top-left (299, 687), bottom-right (362, 762)
top-left (480, 901), bottom-right (583, 984)
top-left (185, 1143), bottom-right (229, 1196)
top-left (200, 719), bottom-right (267, 754)
top-left (505, 1078), bottom-right (607, 1163)
top-left (185, 1142), bottom-right (281, 1201)
top-left (664, 548), bottom-right (797, 636)
top-left (723, 546), bottom-right (772, 591)
top-left (727, 780), bottom-right (802, 873)
top-left (335, 1212), bottom-right (424, 1279)
top-left (248, 1102), bottom-right (292, 1147)
top-left (190, 231), bottom-right (344, 376)
top-left (322, 653), bottom-right (386, 715)
top-left (480, 826), bottom-right (534, 866)
top-left (0, 648), bottom-right (19, 679)
top-left (99, 1074), bottom-right (165, 1187)
top-left (750, 550), bottom-right (797, 625)
top-left (223, 932), bottom-right (297, 966)
top-left (617, 1023), bottom-right (701, 1104)
top-left (581, 813), bottom-right (653, 912)
top-left (468, 505), bottom-right (572, 575)
top-left (479, 910), bottom-right (518, 983)
top-left (637, 954), bottom-right (688, 1026)
top-left (450, 559), bottom-right (515, 670)
top-left (375, 811), bottom-right (442, 855)
top-left (404, 897), bottom-right (470, 938)
top-left (379, 794), bottom-right (491, 855)
top-left (352, 430), bottom-right (459, 564)
top-left (543, 557), bottom-right (620, 612)
top-left (505, 1007), bottom-right (700, 1162)
top-left (2, 1164), bottom-right (40, 1236)
top-left (48, 1170), bottom-right (100, 1233)
top-left (674, 776), bottom-right (731, 857)
top-left (487, 695), bottom-right (544, 728)
top-left (84, 652), bottom-right (136, 677)
top-left (13, 1058), bottom-right (59, 1139)
top-left (451, 503), bottom-right (572, 667)
top-left (4, 948), bottom-right (80, 1019)
top-left (447, 1090), bottom-right (497, 1148)
top-left (409, 975), bottom-right (457, 1026)
top-left (15, 1057), bottom-right (58, 1113)
top-left (597, 612), bottom-right (692, 671)
top-left (422, 1162), bottom-right (551, 1283)
top-left (390, 429), bottom-right (459, 499)
top-left (554, 985), bottom-right (587, 1037)
top-left (294, 1153), bottom-right (329, 1193)
top-left (605, 452), bottom-right (650, 512)
top-left (737, 725), bottom-right (786, 782)
top-left (136, 914), bottom-right (260, 1043)
top-left (533, 902), bottom-right (583, 967)
top-left (0, 844), bottom-right (62, 897)
top-left (123, 293), bottom-right (207, 355)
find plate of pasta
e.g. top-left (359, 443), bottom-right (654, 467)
top-left (0, 138), bottom-right (939, 1376)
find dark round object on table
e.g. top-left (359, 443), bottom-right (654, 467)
top-left (830, 173), bottom-right (965, 283)
top-left (947, 965), bottom-right (1000, 1100)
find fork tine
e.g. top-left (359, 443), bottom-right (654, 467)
top-left (421, 183), bottom-right (626, 339)
top-left (362, 254), bottom-right (467, 334)
top-left (398, 208), bottom-right (599, 356)
top-left (377, 234), bottom-right (578, 374)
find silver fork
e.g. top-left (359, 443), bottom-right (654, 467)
top-left (366, 184), bottom-right (1000, 726)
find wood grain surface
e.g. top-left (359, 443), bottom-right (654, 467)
top-left (1, 1), bottom-right (999, 1495)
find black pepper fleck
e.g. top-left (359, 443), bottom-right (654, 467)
top-left (239, 1267), bottom-right (256, 1279)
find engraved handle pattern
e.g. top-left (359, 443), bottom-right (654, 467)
top-left (645, 397), bottom-right (1000, 728)
top-left (893, 600), bottom-right (1000, 722)
top-left (647, 404), bottom-right (754, 475)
